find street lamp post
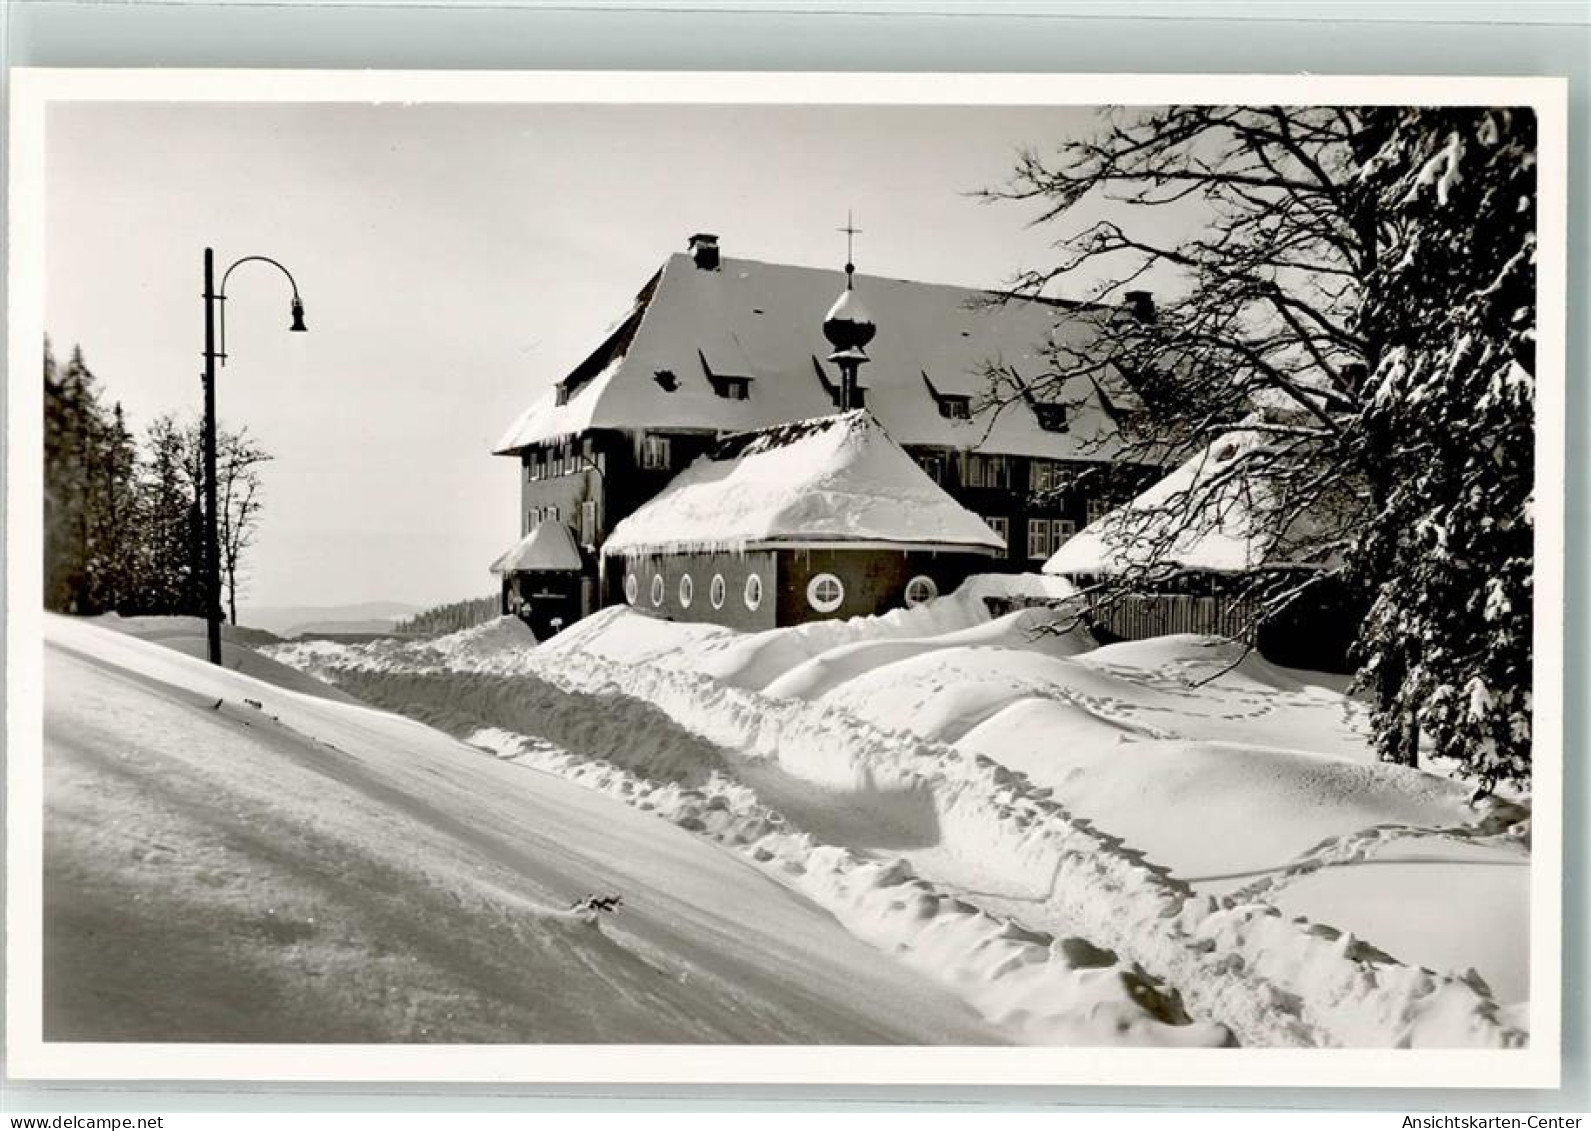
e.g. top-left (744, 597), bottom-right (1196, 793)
top-left (201, 247), bottom-right (307, 665)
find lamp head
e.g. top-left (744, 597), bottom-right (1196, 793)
top-left (289, 297), bottom-right (308, 333)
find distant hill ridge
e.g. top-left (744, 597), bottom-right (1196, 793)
top-left (240, 601), bottom-right (421, 637)
top-left (242, 598), bottom-right (502, 640)
top-left (284, 619), bottom-right (408, 638)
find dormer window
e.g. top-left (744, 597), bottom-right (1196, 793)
top-left (711, 375), bottom-right (751, 401)
top-left (921, 370), bottom-right (971, 422)
top-left (939, 396), bottom-right (971, 421)
top-left (699, 350), bottom-right (753, 402)
top-left (1032, 402), bottom-right (1068, 432)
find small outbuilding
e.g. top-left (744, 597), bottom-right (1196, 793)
top-left (1045, 428), bottom-right (1362, 671)
top-left (602, 410), bottom-right (1006, 629)
top-left (490, 520), bottom-right (585, 639)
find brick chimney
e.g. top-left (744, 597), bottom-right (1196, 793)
top-left (1123, 290), bottom-right (1156, 323)
top-left (688, 233), bottom-right (720, 271)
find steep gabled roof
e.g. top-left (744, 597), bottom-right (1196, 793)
top-left (490, 521), bottom-right (584, 574)
top-left (603, 410), bottom-right (1006, 557)
top-left (1044, 429), bottom-right (1347, 577)
top-left (496, 251), bottom-right (1128, 460)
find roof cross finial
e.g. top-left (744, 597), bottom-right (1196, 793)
top-left (838, 210), bottom-right (862, 288)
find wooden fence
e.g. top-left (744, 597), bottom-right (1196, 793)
top-left (1089, 591), bottom-right (1260, 643)
top-left (983, 579), bottom-right (1357, 673)
top-left (980, 591), bottom-right (1259, 643)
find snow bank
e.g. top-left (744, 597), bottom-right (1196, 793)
top-left (1269, 836), bottom-right (1530, 1005)
top-left (959, 711), bottom-right (1478, 891)
top-left (428, 614), bottom-right (541, 658)
top-left (536, 605), bottom-right (736, 667)
top-left (284, 629), bottom-right (1524, 1048)
top-left (825, 634), bottom-right (1374, 760)
top-left (44, 616), bottom-right (999, 1045)
top-left (809, 631), bottom-right (1527, 1003)
top-left (763, 608), bottom-right (1092, 702)
top-left (701, 573), bottom-right (1077, 691)
top-left (270, 580), bottom-right (1528, 1048)
top-left (499, 652), bottom-right (1524, 1048)
top-left (531, 572), bottom-right (1076, 691)
top-left (469, 729), bottom-right (1226, 1047)
top-left (273, 639), bottom-right (1229, 1045)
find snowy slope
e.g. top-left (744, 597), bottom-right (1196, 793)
top-left (270, 595), bottom-right (1527, 1048)
top-left (43, 615), bottom-right (999, 1044)
top-left (92, 613), bottom-right (360, 704)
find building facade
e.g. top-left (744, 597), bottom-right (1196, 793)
top-left (600, 411), bottom-right (1006, 629)
top-left (495, 233), bottom-right (1150, 627)
top-left (489, 520), bottom-right (586, 639)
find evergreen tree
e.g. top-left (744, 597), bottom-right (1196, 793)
top-left (139, 415), bottom-right (206, 616)
top-left (987, 106), bottom-right (1538, 785)
top-left (92, 402), bottom-right (142, 611)
top-left (395, 595), bottom-right (501, 637)
top-left (42, 336), bottom-right (72, 609)
top-left (43, 342), bottom-right (117, 613)
top-left (43, 344), bottom-right (272, 620)
top-left (1351, 108), bottom-right (1536, 789)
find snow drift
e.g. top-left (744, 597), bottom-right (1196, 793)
top-left (43, 615), bottom-right (998, 1044)
top-left (274, 598), bottom-right (1527, 1049)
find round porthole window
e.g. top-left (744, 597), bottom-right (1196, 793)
top-left (743, 573), bottom-right (764, 612)
top-left (807, 573), bottom-right (845, 613)
top-left (623, 572), bottom-right (639, 605)
top-left (709, 573), bottom-right (727, 610)
top-left (679, 574), bottom-right (694, 608)
top-left (650, 574), bottom-right (665, 607)
top-left (904, 575), bottom-right (939, 608)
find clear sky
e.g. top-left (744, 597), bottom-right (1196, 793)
top-left (45, 100), bottom-right (1149, 614)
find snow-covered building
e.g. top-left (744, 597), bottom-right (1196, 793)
top-left (489, 520), bottom-right (584, 638)
top-left (1044, 429), bottom-right (1345, 579)
top-left (1045, 429), bottom-right (1360, 669)
top-left (494, 233), bottom-right (1146, 626)
top-left (603, 410), bottom-right (1006, 629)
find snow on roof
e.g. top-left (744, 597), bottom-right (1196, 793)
top-left (1044, 429), bottom-right (1344, 577)
top-left (489, 521), bottom-right (584, 574)
top-left (495, 251), bottom-right (1128, 460)
top-left (603, 410), bottom-right (1006, 557)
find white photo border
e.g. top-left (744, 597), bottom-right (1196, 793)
top-left (5, 68), bottom-right (1569, 1089)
